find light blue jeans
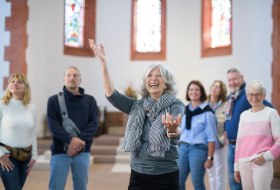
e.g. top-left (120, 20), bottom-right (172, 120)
top-left (228, 143), bottom-right (242, 190)
top-left (49, 152), bottom-right (90, 190)
top-left (179, 143), bottom-right (208, 190)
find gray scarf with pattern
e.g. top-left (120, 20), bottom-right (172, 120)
top-left (123, 92), bottom-right (178, 158)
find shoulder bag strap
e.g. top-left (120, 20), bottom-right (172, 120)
top-left (57, 92), bottom-right (81, 135)
top-left (58, 92), bottom-right (69, 119)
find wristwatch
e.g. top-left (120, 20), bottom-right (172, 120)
top-left (207, 156), bottom-right (214, 161)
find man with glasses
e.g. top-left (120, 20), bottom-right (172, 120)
top-left (224, 67), bottom-right (272, 190)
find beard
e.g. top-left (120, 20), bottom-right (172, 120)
top-left (230, 86), bottom-right (240, 93)
top-left (67, 82), bottom-right (78, 89)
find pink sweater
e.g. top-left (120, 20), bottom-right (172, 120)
top-left (234, 106), bottom-right (280, 171)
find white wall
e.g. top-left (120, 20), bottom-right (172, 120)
top-left (26, 0), bottom-right (273, 137)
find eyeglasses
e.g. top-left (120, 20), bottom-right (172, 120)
top-left (247, 93), bottom-right (262, 98)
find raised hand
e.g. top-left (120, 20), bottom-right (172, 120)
top-left (162, 113), bottom-right (182, 138)
top-left (88, 39), bottom-right (106, 63)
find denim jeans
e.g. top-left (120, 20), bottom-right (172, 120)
top-left (128, 169), bottom-right (179, 190)
top-left (0, 156), bottom-right (30, 190)
top-left (49, 152), bottom-right (90, 190)
top-left (179, 143), bottom-right (208, 190)
top-left (228, 143), bottom-right (242, 190)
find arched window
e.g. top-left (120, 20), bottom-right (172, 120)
top-left (64, 0), bottom-right (96, 57)
top-left (201, 0), bottom-right (232, 57)
top-left (131, 0), bottom-right (166, 60)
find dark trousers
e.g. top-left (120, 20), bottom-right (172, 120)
top-left (0, 156), bottom-right (30, 190)
top-left (128, 169), bottom-right (179, 190)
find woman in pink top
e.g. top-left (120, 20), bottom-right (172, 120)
top-left (234, 80), bottom-right (280, 190)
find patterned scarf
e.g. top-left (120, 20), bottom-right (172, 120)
top-left (223, 92), bottom-right (237, 120)
top-left (123, 92), bottom-right (178, 158)
top-left (185, 104), bottom-right (214, 130)
top-left (223, 83), bottom-right (245, 120)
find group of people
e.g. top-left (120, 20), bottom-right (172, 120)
top-left (0, 39), bottom-right (279, 190)
top-left (0, 68), bottom-right (99, 190)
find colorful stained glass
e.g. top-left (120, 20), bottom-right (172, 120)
top-left (211, 0), bottom-right (231, 48)
top-left (136, 0), bottom-right (161, 53)
top-left (64, 0), bottom-right (85, 48)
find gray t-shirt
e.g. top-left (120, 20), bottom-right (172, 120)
top-left (107, 90), bottom-right (185, 175)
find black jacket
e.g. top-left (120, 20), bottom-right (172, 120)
top-left (47, 86), bottom-right (98, 155)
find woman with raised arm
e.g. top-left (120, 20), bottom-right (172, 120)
top-left (89, 39), bottom-right (184, 190)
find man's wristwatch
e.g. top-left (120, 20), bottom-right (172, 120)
top-left (207, 156), bottom-right (214, 161)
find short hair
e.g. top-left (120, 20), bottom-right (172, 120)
top-left (208, 80), bottom-right (228, 103)
top-left (227, 67), bottom-right (242, 75)
top-left (64, 66), bottom-right (81, 77)
top-left (245, 80), bottom-right (266, 96)
top-left (139, 63), bottom-right (177, 97)
top-left (185, 80), bottom-right (207, 102)
top-left (1, 73), bottom-right (31, 106)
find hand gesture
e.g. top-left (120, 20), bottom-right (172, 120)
top-left (162, 113), bottom-right (182, 138)
top-left (26, 159), bottom-right (36, 176)
top-left (0, 154), bottom-right (14, 171)
top-left (88, 39), bottom-right (106, 63)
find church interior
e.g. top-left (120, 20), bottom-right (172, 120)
top-left (0, 0), bottom-right (280, 189)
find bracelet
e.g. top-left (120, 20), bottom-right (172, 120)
top-left (207, 156), bottom-right (214, 161)
top-left (169, 132), bottom-right (176, 135)
top-left (168, 129), bottom-right (177, 135)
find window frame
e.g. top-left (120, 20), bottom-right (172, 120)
top-left (63, 0), bottom-right (96, 57)
top-left (201, 0), bottom-right (232, 58)
top-left (130, 0), bottom-right (166, 60)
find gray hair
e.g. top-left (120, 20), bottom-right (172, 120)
top-left (245, 80), bottom-right (266, 96)
top-left (227, 67), bottom-right (242, 75)
top-left (139, 63), bottom-right (178, 97)
top-left (64, 66), bottom-right (81, 77)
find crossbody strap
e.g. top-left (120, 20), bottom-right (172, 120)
top-left (58, 92), bottom-right (69, 119)
top-left (57, 92), bottom-right (81, 135)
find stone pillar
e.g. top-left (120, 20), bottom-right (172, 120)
top-left (272, 0), bottom-right (280, 179)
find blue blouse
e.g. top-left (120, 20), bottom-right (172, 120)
top-left (179, 102), bottom-right (217, 146)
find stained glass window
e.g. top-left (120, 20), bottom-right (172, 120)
top-left (136, 0), bottom-right (161, 52)
top-left (64, 0), bottom-right (85, 48)
top-left (211, 0), bottom-right (231, 48)
top-left (64, 0), bottom-right (95, 57)
top-left (131, 0), bottom-right (166, 60)
top-left (201, 0), bottom-right (232, 57)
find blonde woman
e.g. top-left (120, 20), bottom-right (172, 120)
top-left (0, 73), bottom-right (37, 189)
top-left (207, 80), bottom-right (228, 190)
